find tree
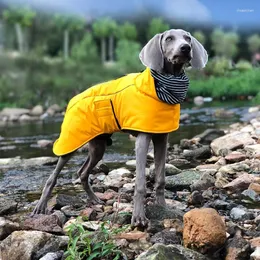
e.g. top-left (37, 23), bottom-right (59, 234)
top-left (147, 18), bottom-right (170, 40)
top-left (211, 29), bottom-right (239, 59)
top-left (193, 31), bottom-right (206, 45)
top-left (3, 5), bottom-right (36, 53)
top-left (117, 22), bottom-right (137, 41)
top-left (71, 33), bottom-right (98, 62)
top-left (116, 40), bottom-right (144, 72)
top-left (54, 14), bottom-right (85, 59)
top-left (92, 18), bottom-right (111, 64)
top-left (106, 18), bottom-right (118, 62)
top-left (247, 34), bottom-right (260, 54)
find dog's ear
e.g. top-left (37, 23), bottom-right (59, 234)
top-left (139, 33), bottom-right (164, 72)
top-left (189, 33), bottom-right (208, 69)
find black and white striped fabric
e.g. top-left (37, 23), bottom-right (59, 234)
top-left (151, 69), bottom-right (190, 104)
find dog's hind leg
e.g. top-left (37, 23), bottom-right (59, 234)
top-left (80, 137), bottom-right (107, 204)
top-left (33, 152), bottom-right (73, 215)
top-left (152, 133), bottom-right (168, 206)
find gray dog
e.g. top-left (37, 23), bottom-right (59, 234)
top-left (33, 29), bottom-right (208, 227)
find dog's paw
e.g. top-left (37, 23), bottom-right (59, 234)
top-left (131, 214), bottom-right (149, 228)
top-left (32, 202), bottom-right (48, 216)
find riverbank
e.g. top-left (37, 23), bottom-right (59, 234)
top-left (0, 106), bottom-right (259, 259)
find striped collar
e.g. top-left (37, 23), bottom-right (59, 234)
top-left (151, 69), bottom-right (189, 105)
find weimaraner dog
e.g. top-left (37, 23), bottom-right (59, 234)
top-left (33, 29), bottom-right (208, 227)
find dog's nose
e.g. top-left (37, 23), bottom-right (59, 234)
top-left (180, 44), bottom-right (191, 54)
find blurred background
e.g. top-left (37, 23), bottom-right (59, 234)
top-left (0, 0), bottom-right (259, 159)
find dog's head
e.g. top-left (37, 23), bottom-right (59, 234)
top-left (139, 29), bottom-right (208, 73)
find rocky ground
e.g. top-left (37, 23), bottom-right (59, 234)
top-left (0, 105), bottom-right (260, 260)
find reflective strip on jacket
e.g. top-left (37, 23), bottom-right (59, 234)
top-left (53, 68), bottom-right (180, 156)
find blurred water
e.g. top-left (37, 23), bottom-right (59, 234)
top-left (0, 100), bottom-right (251, 161)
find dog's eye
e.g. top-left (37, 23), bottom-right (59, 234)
top-left (166, 36), bottom-right (173, 42)
top-left (184, 36), bottom-right (191, 42)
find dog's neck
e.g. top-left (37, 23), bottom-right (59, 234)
top-left (162, 59), bottom-right (185, 76)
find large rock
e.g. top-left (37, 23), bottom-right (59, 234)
top-left (22, 214), bottom-right (64, 234)
top-left (211, 131), bottom-right (255, 156)
top-left (0, 230), bottom-right (68, 260)
top-left (48, 194), bottom-right (85, 210)
top-left (194, 129), bottom-right (225, 144)
top-left (251, 247), bottom-right (260, 260)
top-left (165, 170), bottom-right (201, 191)
top-left (225, 233), bottom-right (251, 260)
top-left (190, 172), bottom-right (215, 191)
top-left (183, 208), bottom-right (226, 254)
top-left (224, 173), bottom-right (257, 192)
top-left (0, 198), bottom-right (18, 216)
top-left (136, 243), bottom-right (209, 260)
top-left (245, 144), bottom-right (260, 157)
top-left (30, 105), bottom-right (44, 116)
top-left (0, 217), bottom-right (20, 240)
top-left (0, 108), bottom-right (30, 117)
top-left (218, 162), bottom-right (250, 175)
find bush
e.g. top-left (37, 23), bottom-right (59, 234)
top-left (115, 40), bottom-right (144, 73)
top-left (252, 92), bottom-right (260, 105)
top-left (203, 57), bottom-right (233, 76)
top-left (235, 59), bottom-right (253, 71)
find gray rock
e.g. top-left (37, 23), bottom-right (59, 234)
top-left (39, 251), bottom-right (64, 260)
top-left (0, 198), bottom-right (17, 216)
top-left (194, 129), bottom-right (225, 144)
top-left (0, 157), bottom-right (58, 169)
top-left (219, 162), bottom-right (250, 174)
top-left (211, 131), bottom-right (255, 156)
top-left (242, 189), bottom-right (259, 202)
top-left (30, 105), bottom-right (44, 116)
top-left (190, 172), bottom-right (215, 191)
top-left (251, 247), bottom-right (260, 260)
top-left (49, 194), bottom-right (85, 210)
top-left (0, 217), bottom-right (20, 240)
top-left (145, 204), bottom-right (183, 221)
top-left (165, 170), bottom-right (201, 191)
top-left (183, 146), bottom-right (212, 160)
top-left (125, 160), bottom-right (136, 169)
top-left (225, 233), bottom-right (251, 260)
top-left (194, 96), bottom-right (204, 106)
top-left (150, 163), bottom-right (181, 180)
top-left (168, 158), bottom-right (191, 169)
top-left (136, 243), bottom-right (210, 260)
top-left (188, 191), bottom-right (204, 206)
top-left (0, 108), bottom-right (30, 117)
top-left (150, 230), bottom-right (182, 245)
top-left (0, 230), bottom-right (68, 260)
top-left (230, 207), bottom-right (249, 221)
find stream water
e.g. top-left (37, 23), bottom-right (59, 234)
top-left (0, 100), bottom-right (251, 161)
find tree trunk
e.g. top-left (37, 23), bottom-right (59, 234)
top-left (15, 23), bottom-right (24, 53)
top-left (101, 37), bottom-right (106, 64)
top-left (63, 29), bottom-right (69, 59)
top-left (108, 35), bottom-right (114, 62)
top-left (0, 21), bottom-right (3, 52)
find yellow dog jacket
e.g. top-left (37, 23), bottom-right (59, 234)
top-left (53, 68), bottom-right (180, 156)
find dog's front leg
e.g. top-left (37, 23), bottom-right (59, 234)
top-left (131, 133), bottom-right (152, 227)
top-left (152, 133), bottom-right (168, 206)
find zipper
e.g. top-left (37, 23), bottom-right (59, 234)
top-left (110, 100), bottom-right (121, 130)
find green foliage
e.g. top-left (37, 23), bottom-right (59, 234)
top-left (147, 18), bottom-right (170, 39)
top-left (235, 60), bottom-right (253, 71)
top-left (65, 219), bottom-right (127, 260)
top-left (211, 29), bottom-right (239, 58)
top-left (71, 34), bottom-right (98, 62)
top-left (118, 22), bottom-right (137, 40)
top-left (3, 5), bottom-right (36, 27)
top-left (54, 14), bottom-right (85, 31)
top-left (247, 34), bottom-right (260, 54)
top-left (187, 68), bottom-right (260, 98)
top-left (116, 40), bottom-right (144, 72)
top-left (203, 57), bottom-right (233, 76)
top-left (252, 92), bottom-right (260, 105)
top-left (193, 31), bottom-right (206, 45)
top-left (92, 18), bottom-right (114, 38)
